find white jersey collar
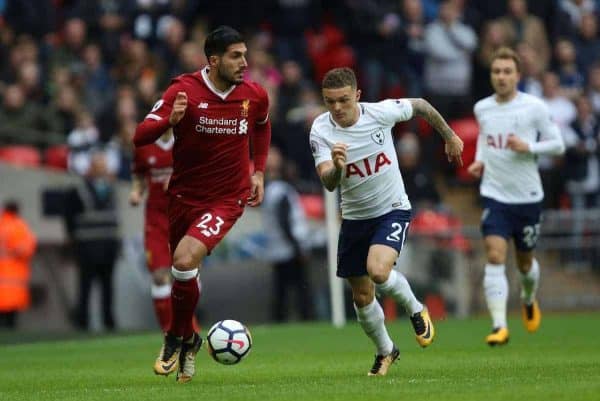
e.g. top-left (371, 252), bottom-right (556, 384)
top-left (201, 67), bottom-right (236, 100)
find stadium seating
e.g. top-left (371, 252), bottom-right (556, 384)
top-left (0, 145), bottom-right (42, 168)
top-left (44, 145), bottom-right (69, 171)
top-left (449, 117), bottom-right (479, 183)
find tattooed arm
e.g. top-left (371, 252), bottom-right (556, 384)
top-left (408, 98), bottom-right (464, 165)
top-left (316, 142), bottom-right (348, 191)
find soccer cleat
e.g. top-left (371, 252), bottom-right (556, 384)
top-left (153, 333), bottom-right (182, 376)
top-left (367, 346), bottom-right (400, 376)
top-left (522, 300), bottom-right (541, 333)
top-left (176, 333), bottom-right (203, 383)
top-left (410, 307), bottom-right (435, 347)
top-left (485, 327), bottom-right (509, 346)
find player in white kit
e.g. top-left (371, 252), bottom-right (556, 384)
top-left (310, 67), bottom-right (464, 376)
top-left (467, 47), bottom-right (565, 346)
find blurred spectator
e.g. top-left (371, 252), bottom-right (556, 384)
top-left (3, 0), bottom-right (55, 39)
top-left (276, 60), bottom-right (309, 125)
top-left (155, 17), bottom-right (187, 77)
top-left (553, 38), bottom-right (585, 99)
top-left (424, 0), bottom-right (477, 119)
top-left (81, 43), bottom-right (115, 117)
top-left (0, 200), bottom-right (37, 329)
top-left (516, 41), bottom-right (544, 97)
top-left (262, 146), bottom-right (313, 322)
top-left (541, 71), bottom-right (577, 208)
top-left (0, 84), bottom-right (63, 148)
top-left (559, 0), bottom-right (597, 28)
top-left (398, 0), bottom-right (428, 96)
top-left (574, 13), bottom-right (600, 74)
top-left (397, 132), bottom-right (441, 211)
top-left (473, 20), bottom-right (511, 100)
top-left (564, 95), bottom-right (600, 208)
top-left (49, 18), bottom-right (88, 74)
top-left (497, 0), bottom-right (551, 70)
top-left (588, 62), bottom-right (600, 114)
top-left (63, 151), bottom-right (120, 331)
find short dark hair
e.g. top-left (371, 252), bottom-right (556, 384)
top-left (3, 200), bottom-right (19, 214)
top-left (322, 67), bottom-right (357, 90)
top-left (204, 26), bottom-right (244, 58)
top-left (490, 47), bottom-right (521, 72)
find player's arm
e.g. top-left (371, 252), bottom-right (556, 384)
top-left (129, 174), bottom-right (146, 207)
top-left (316, 143), bottom-right (347, 192)
top-left (134, 89), bottom-right (187, 147)
top-left (248, 89), bottom-right (272, 207)
top-left (507, 104), bottom-right (566, 155)
top-left (407, 98), bottom-right (464, 166)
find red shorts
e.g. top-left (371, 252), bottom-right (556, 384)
top-left (144, 209), bottom-right (171, 271)
top-left (168, 195), bottom-right (245, 255)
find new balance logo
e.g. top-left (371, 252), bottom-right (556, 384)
top-left (198, 102), bottom-right (208, 109)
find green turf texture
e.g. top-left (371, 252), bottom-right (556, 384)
top-left (1, 313), bottom-right (599, 401)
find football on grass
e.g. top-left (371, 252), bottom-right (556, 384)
top-left (206, 319), bottom-right (252, 365)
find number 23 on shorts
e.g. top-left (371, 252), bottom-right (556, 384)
top-left (196, 212), bottom-right (224, 237)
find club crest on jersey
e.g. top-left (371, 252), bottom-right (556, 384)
top-left (241, 99), bottom-right (250, 117)
top-left (371, 129), bottom-right (385, 145)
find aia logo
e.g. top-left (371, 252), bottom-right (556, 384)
top-left (346, 152), bottom-right (392, 178)
top-left (371, 129), bottom-right (385, 145)
top-left (486, 133), bottom-right (514, 149)
top-left (241, 99), bottom-right (250, 117)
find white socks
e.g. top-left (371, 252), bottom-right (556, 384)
top-left (484, 264), bottom-right (508, 329)
top-left (520, 259), bottom-right (540, 304)
top-left (376, 270), bottom-right (423, 315)
top-left (354, 299), bottom-right (394, 356)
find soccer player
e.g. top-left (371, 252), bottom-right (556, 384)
top-left (309, 67), bottom-right (464, 376)
top-left (129, 129), bottom-right (175, 333)
top-left (133, 26), bottom-right (270, 383)
top-left (467, 47), bottom-right (565, 346)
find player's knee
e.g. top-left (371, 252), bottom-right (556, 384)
top-left (353, 291), bottom-right (374, 308)
top-left (172, 252), bottom-right (198, 271)
top-left (152, 269), bottom-right (171, 285)
top-left (367, 262), bottom-right (390, 285)
top-left (487, 249), bottom-right (506, 264)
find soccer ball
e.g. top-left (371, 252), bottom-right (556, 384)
top-left (206, 319), bottom-right (252, 365)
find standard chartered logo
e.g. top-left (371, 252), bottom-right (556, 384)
top-left (239, 119), bottom-right (248, 134)
top-left (195, 117), bottom-right (249, 135)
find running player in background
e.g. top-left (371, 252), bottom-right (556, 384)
top-left (310, 67), bottom-right (463, 376)
top-left (468, 47), bottom-right (565, 346)
top-left (134, 26), bottom-right (271, 383)
top-left (129, 129), bottom-right (175, 332)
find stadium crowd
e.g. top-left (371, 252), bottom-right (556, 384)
top-left (1, 0), bottom-right (599, 208)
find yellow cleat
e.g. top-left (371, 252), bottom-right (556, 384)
top-left (522, 300), bottom-right (541, 333)
top-left (153, 334), bottom-right (182, 376)
top-left (367, 346), bottom-right (400, 376)
top-left (410, 307), bottom-right (435, 348)
top-left (485, 327), bottom-right (509, 346)
top-left (176, 333), bottom-right (203, 383)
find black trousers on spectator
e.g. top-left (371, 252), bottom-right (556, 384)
top-left (73, 242), bottom-right (118, 330)
top-left (272, 256), bottom-right (312, 322)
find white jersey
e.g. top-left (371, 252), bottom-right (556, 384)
top-left (310, 100), bottom-right (413, 219)
top-left (474, 92), bottom-right (565, 204)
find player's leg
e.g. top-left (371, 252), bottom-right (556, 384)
top-left (368, 210), bottom-right (434, 347)
top-left (515, 250), bottom-right (541, 332)
top-left (348, 275), bottom-right (399, 376)
top-left (150, 268), bottom-right (172, 332)
top-left (154, 235), bottom-right (206, 376)
top-left (368, 245), bottom-right (433, 347)
top-left (483, 235), bottom-right (510, 345)
top-left (513, 204), bottom-right (543, 334)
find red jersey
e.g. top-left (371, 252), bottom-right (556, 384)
top-left (132, 137), bottom-right (174, 211)
top-left (141, 67), bottom-right (270, 206)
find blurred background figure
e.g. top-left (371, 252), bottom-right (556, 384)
top-left (63, 151), bottom-right (120, 331)
top-left (0, 200), bottom-right (37, 329)
top-left (262, 146), bottom-right (313, 322)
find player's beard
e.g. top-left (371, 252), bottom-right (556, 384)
top-left (218, 65), bottom-right (243, 86)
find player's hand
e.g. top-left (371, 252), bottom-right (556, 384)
top-left (162, 175), bottom-right (171, 192)
top-left (247, 171), bottom-right (264, 207)
top-left (506, 134), bottom-right (530, 153)
top-left (169, 92), bottom-right (188, 126)
top-left (444, 133), bottom-right (464, 166)
top-left (331, 142), bottom-right (348, 171)
top-left (467, 161), bottom-right (484, 178)
top-left (129, 190), bottom-right (142, 206)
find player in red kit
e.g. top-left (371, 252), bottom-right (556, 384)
top-left (129, 130), bottom-right (175, 332)
top-left (134, 26), bottom-right (271, 383)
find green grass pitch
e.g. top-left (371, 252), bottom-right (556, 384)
top-left (1, 313), bottom-right (599, 401)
